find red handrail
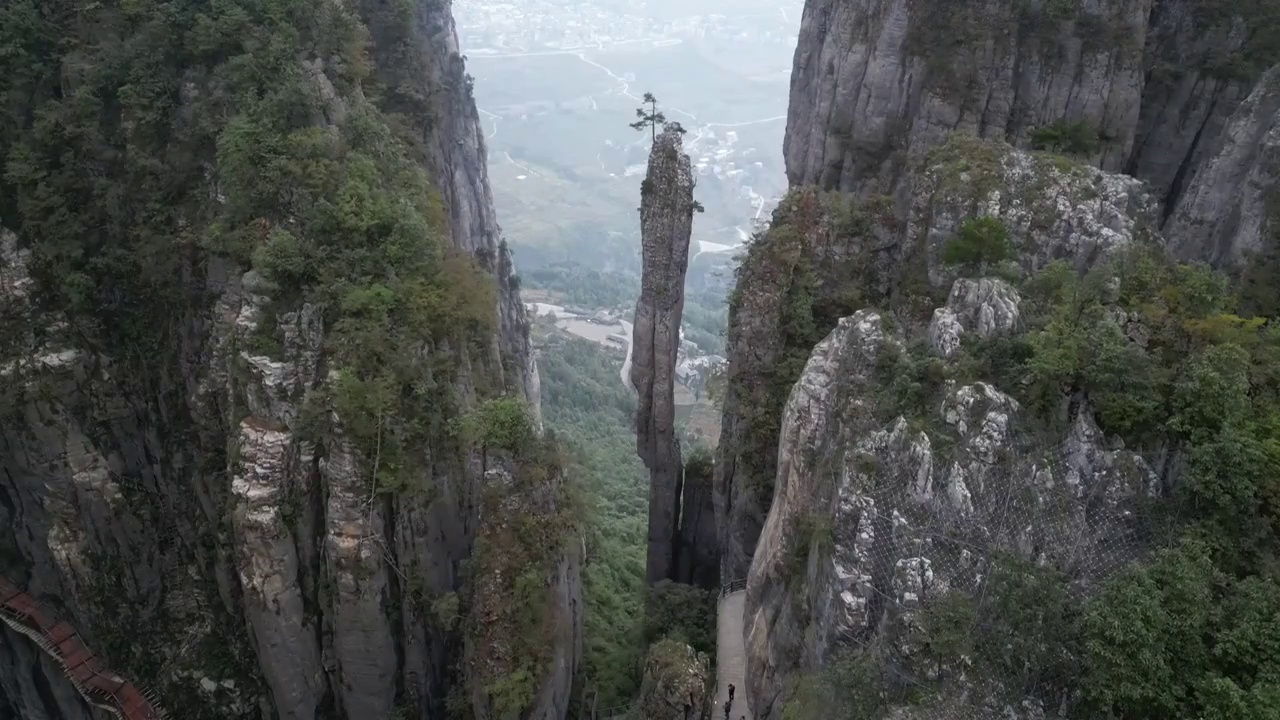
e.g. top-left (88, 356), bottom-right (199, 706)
top-left (0, 575), bottom-right (169, 720)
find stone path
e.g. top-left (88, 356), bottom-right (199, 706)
top-left (713, 587), bottom-right (751, 720)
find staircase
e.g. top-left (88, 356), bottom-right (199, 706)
top-left (0, 575), bottom-right (168, 720)
top-left (714, 579), bottom-right (751, 720)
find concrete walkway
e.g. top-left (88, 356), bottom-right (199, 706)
top-left (713, 589), bottom-right (751, 720)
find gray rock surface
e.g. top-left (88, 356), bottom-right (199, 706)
top-left (0, 623), bottom-right (106, 720)
top-left (927, 279), bottom-right (1021, 358)
top-left (783, 0), bottom-right (1277, 218)
top-left (1126, 0), bottom-right (1260, 207)
top-left (906, 138), bottom-right (1160, 286)
top-left (784, 0), bottom-right (1150, 195)
top-left (743, 311), bottom-right (1154, 719)
top-left (714, 190), bottom-right (900, 582)
top-left (466, 467), bottom-right (584, 720)
top-left (716, 142), bottom-right (1156, 583)
top-left (1165, 65), bottom-right (1280, 267)
top-left (674, 454), bottom-right (719, 589)
top-left (636, 638), bottom-right (712, 720)
top-left (0, 1), bottom-right (574, 718)
top-left (631, 128), bottom-right (697, 585)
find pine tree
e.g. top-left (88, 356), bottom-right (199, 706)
top-left (630, 92), bottom-right (666, 143)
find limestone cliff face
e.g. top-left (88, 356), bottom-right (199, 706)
top-left (1165, 66), bottom-right (1280, 267)
top-left (630, 128), bottom-right (698, 586)
top-left (0, 1), bottom-right (573, 718)
top-left (784, 0), bottom-right (1277, 210)
top-left (744, 304), bottom-right (1153, 719)
top-left (366, 0), bottom-right (541, 420)
top-left (715, 140), bottom-right (1156, 581)
top-left (673, 455), bottom-right (719, 590)
top-left (1125, 0), bottom-right (1263, 208)
top-left (784, 0), bottom-right (1151, 195)
top-left (466, 465), bottom-right (583, 720)
top-left (724, 0), bottom-right (1280, 590)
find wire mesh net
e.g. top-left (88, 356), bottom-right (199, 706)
top-left (764, 319), bottom-right (1164, 720)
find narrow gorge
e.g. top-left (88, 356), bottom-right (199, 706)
top-left (2, 0), bottom-right (1279, 719)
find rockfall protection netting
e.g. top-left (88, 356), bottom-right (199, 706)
top-left (793, 372), bottom-right (1167, 720)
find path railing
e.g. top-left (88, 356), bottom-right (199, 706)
top-left (719, 577), bottom-right (747, 598)
top-left (0, 575), bottom-right (168, 720)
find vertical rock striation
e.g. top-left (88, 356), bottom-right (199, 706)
top-left (0, 0), bottom-right (574, 717)
top-left (1125, 0), bottom-right (1262, 209)
top-left (631, 128), bottom-right (697, 586)
top-left (722, 0), bottom-right (1280, 589)
top-left (1164, 65), bottom-right (1280, 267)
top-left (673, 453), bottom-right (719, 589)
top-left (782, 0), bottom-right (1278, 211)
top-left (784, 0), bottom-right (1152, 196)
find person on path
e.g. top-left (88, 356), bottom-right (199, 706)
top-left (723, 700), bottom-right (731, 720)
top-left (729, 684), bottom-right (735, 703)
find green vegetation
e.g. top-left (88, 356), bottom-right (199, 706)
top-left (645, 581), bottom-right (716, 656)
top-left (940, 216), bottom-right (1013, 275)
top-left (524, 262), bottom-right (641, 309)
top-left (537, 331), bottom-right (724, 706)
top-left (0, 0), bottom-right (512, 707)
top-left (0, 0), bottom-right (504, 501)
top-left (725, 191), bottom-right (874, 509)
top-left (630, 91), bottom-right (667, 143)
top-left (785, 242), bottom-right (1280, 717)
top-left (923, 134), bottom-right (1011, 197)
top-left (1193, 0), bottom-right (1280, 81)
top-left (468, 409), bottom-right (583, 718)
top-left (456, 396), bottom-right (538, 467)
top-left (538, 335), bottom-right (649, 705)
top-left (1029, 120), bottom-right (1099, 157)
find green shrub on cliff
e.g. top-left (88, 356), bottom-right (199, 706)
top-left (469, 431), bottom-right (582, 718)
top-left (1029, 120), bottom-right (1099, 157)
top-left (645, 581), bottom-right (715, 656)
top-left (941, 216), bottom-right (1013, 274)
top-left (783, 243), bottom-right (1280, 718)
top-left (0, 0), bottom-right (504, 494)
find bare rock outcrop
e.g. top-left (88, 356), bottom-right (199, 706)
top-left (743, 310), bottom-right (1154, 719)
top-left (928, 278), bottom-right (1021, 358)
top-left (636, 638), bottom-right (713, 720)
top-left (783, 0), bottom-right (1278, 219)
top-left (631, 127), bottom-right (699, 585)
top-left (715, 140), bottom-right (1156, 582)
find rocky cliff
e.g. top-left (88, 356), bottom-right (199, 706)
top-left (783, 0), bottom-right (1278, 216)
top-left (0, 1), bottom-right (574, 719)
top-left (635, 638), bottom-right (712, 720)
top-left (715, 138), bottom-right (1156, 580)
top-left (630, 128), bottom-right (700, 586)
top-left (719, 121), bottom-right (1274, 715)
top-left (1165, 65), bottom-right (1280, 267)
top-left (724, 0), bottom-right (1280, 586)
top-left (743, 298), bottom-right (1153, 718)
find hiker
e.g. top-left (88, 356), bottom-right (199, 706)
top-left (728, 684), bottom-right (735, 703)
top-left (723, 702), bottom-right (731, 720)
